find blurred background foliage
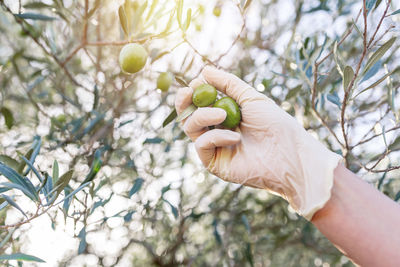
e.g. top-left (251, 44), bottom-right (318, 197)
top-left (0, 0), bottom-right (399, 266)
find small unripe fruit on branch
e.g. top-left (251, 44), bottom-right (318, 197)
top-left (119, 43), bottom-right (148, 74)
top-left (157, 72), bottom-right (173, 92)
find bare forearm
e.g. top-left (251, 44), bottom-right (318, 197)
top-left (311, 164), bottom-right (400, 267)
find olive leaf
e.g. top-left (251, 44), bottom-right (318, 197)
top-left (0, 253), bottom-right (45, 263)
top-left (243, 0), bottom-right (253, 10)
top-left (1, 194), bottom-right (28, 218)
top-left (333, 41), bottom-right (343, 76)
top-left (177, 0), bottom-right (183, 28)
top-left (175, 76), bottom-right (189, 87)
top-left (389, 9), bottom-right (400, 16)
top-left (363, 37), bottom-right (396, 74)
top-left (183, 8), bottom-right (192, 32)
top-left (343, 65), bottom-right (354, 91)
top-left (118, 5), bottom-right (129, 37)
top-left (15, 12), bottom-right (56, 21)
top-left (353, 67), bottom-right (400, 98)
top-left (285, 85), bottom-right (302, 100)
top-left (53, 170), bottom-right (73, 199)
top-left (162, 108), bottom-right (177, 128)
top-left (145, 0), bottom-right (159, 21)
top-left (52, 160), bottom-right (59, 184)
top-left (176, 104), bottom-right (197, 122)
top-left (0, 107), bottom-right (14, 129)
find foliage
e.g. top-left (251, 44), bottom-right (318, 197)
top-left (0, 0), bottom-right (399, 266)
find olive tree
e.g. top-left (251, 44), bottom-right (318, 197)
top-left (0, 0), bottom-right (399, 266)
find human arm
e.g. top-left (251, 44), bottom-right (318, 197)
top-left (175, 66), bottom-right (400, 266)
top-left (312, 163), bottom-right (400, 267)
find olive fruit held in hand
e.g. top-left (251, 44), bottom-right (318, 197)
top-left (157, 72), bottom-right (173, 92)
top-left (213, 97), bottom-right (241, 129)
top-left (119, 43), bottom-right (148, 74)
top-left (192, 84), bottom-right (217, 107)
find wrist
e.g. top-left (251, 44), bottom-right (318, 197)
top-left (310, 163), bottom-right (347, 222)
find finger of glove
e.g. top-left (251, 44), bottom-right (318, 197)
top-left (175, 86), bottom-right (193, 115)
top-left (183, 107), bottom-right (227, 141)
top-left (202, 66), bottom-right (260, 106)
top-left (189, 76), bottom-right (206, 89)
top-left (195, 129), bottom-right (241, 167)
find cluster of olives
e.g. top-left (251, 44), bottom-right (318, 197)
top-left (119, 43), bottom-right (172, 92)
top-left (119, 43), bottom-right (241, 129)
top-left (192, 84), bottom-right (241, 129)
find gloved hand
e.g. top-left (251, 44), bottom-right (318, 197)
top-left (175, 66), bottom-right (342, 220)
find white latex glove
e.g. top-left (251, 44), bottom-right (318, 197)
top-left (175, 66), bottom-right (342, 220)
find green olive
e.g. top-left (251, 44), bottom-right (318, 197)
top-left (119, 43), bottom-right (148, 74)
top-left (213, 97), bottom-right (241, 129)
top-left (157, 72), bottom-right (173, 92)
top-left (192, 84), bottom-right (217, 107)
top-left (213, 6), bottom-right (222, 17)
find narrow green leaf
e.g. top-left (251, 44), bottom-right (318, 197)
top-left (145, 0), bottom-right (159, 21)
top-left (354, 67), bottom-right (400, 98)
top-left (52, 160), bottom-right (59, 184)
top-left (27, 75), bottom-right (45, 92)
top-left (0, 107), bottom-right (14, 129)
top-left (163, 198), bottom-right (178, 219)
top-left (389, 9), bottom-right (400, 16)
top-left (343, 65), bottom-right (354, 91)
top-left (0, 188), bottom-right (10, 194)
top-left (124, 210), bottom-right (135, 222)
top-left (395, 191), bottom-right (400, 201)
top-left (212, 219), bottom-right (222, 244)
top-left (177, 0), bottom-right (183, 28)
top-left (15, 12), bottom-right (56, 21)
top-left (241, 214), bottom-right (251, 234)
top-left (285, 85), bottom-right (302, 100)
top-left (163, 8), bottom-right (175, 34)
top-left (24, 3), bottom-right (53, 9)
top-left (377, 171), bottom-right (388, 190)
top-left (333, 41), bottom-right (343, 76)
top-left (162, 108), bottom-right (177, 128)
top-left (161, 184), bottom-right (171, 195)
top-left (352, 19), bottom-right (363, 38)
top-left (175, 76), bottom-right (189, 87)
top-left (363, 37), bottom-right (396, 74)
top-left (118, 5), bottom-right (129, 36)
top-left (176, 104), bottom-right (196, 122)
top-left (54, 182), bottom-right (90, 206)
top-left (0, 182), bottom-right (37, 201)
top-left (129, 178), bottom-right (144, 197)
top-left (20, 156), bottom-right (43, 183)
top-left (0, 155), bottom-right (19, 171)
top-left (243, 0), bottom-right (253, 10)
top-left (143, 137), bottom-right (164, 144)
top-left (54, 170), bottom-right (73, 199)
top-left (382, 125), bottom-right (388, 148)
top-left (0, 253), bottom-right (45, 263)
top-left (169, 202), bottom-right (178, 218)
top-left (366, 0), bottom-right (377, 13)
top-left (183, 8), bottom-right (191, 32)
top-left (78, 227), bottom-right (87, 254)
top-left (17, 149), bottom-right (33, 174)
top-left (0, 228), bottom-right (15, 249)
top-left (1, 194), bottom-right (27, 218)
top-left (81, 150), bottom-right (102, 185)
top-left (327, 93), bottom-right (341, 108)
top-left (387, 65), bottom-right (397, 121)
top-left (0, 162), bottom-right (38, 201)
top-left (245, 242), bottom-right (254, 267)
